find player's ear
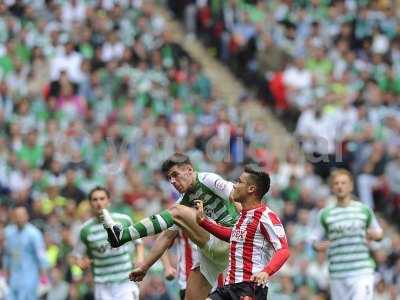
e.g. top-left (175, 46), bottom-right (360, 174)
top-left (186, 164), bottom-right (194, 173)
top-left (248, 184), bottom-right (256, 194)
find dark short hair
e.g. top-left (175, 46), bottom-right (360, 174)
top-left (244, 164), bottom-right (271, 198)
top-left (88, 186), bottom-right (110, 201)
top-left (161, 153), bottom-right (192, 175)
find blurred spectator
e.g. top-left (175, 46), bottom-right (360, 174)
top-left (60, 169), bottom-right (85, 204)
top-left (46, 267), bottom-right (69, 300)
top-left (3, 206), bottom-right (48, 300)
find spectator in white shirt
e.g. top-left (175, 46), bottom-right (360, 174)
top-left (101, 31), bottom-right (125, 62)
top-left (50, 42), bottom-right (83, 82)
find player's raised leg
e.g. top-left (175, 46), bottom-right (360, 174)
top-left (102, 204), bottom-right (210, 248)
top-left (102, 208), bottom-right (175, 247)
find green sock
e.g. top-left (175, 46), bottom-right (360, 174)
top-left (120, 210), bottom-right (174, 243)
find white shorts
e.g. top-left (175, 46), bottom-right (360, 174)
top-left (193, 234), bottom-right (229, 289)
top-left (330, 274), bottom-right (374, 300)
top-left (94, 281), bottom-right (139, 300)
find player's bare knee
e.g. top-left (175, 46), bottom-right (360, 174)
top-left (169, 204), bottom-right (183, 221)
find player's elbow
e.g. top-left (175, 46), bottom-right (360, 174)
top-left (372, 229), bottom-right (384, 241)
top-left (282, 248), bottom-right (291, 262)
top-left (285, 249), bottom-right (291, 261)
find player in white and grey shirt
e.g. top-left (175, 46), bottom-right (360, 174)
top-left (312, 169), bottom-right (383, 300)
top-left (71, 186), bottom-right (144, 300)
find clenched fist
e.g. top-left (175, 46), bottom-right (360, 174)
top-left (129, 266), bottom-right (148, 282)
top-left (194, 200), bottom-right (205, 224)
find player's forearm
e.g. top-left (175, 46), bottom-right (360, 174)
top-left (263, 248), bottom-right (290, 276)
top-left (136, 244), bottom-right (145, 264)
top-left (199, 218), bottom-right (231, 242)
top-left (142, 231), bottom-right (177, 270)
top-left (160, 251), bottom-right (172, 269)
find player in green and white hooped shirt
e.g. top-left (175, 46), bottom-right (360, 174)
top-left (312, 169), bottom-right (383, 300)
top-left (102, 153), bottom-right (240, 300)
top-left (72, 186), bottom-right (144, 300)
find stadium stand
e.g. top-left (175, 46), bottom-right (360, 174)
top-left (0, 0), bottom-right (399, 299)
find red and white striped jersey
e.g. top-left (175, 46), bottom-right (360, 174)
top-left (176, 231), bottom-right (197, 290)
top-left (226, 205), bottom-right (288, 285)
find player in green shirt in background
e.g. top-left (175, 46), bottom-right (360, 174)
top-left (102, 153), bottom-right (240, 300)
top-left (312, 169), bottom-right (383, 300)
top-left (71, 186), bottom-right (144, 300)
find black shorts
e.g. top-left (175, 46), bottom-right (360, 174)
top-left (208, 282), bottom-right (268, 300)
top-left (180, 289), bottom-right (185, 300)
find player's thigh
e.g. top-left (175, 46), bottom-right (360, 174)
top-left (350, 275), bottom-right (374, 300)
top-left (170, 204), bottom-right (210, 247)
top-left (113, 281), bottom-right (139, 300)
top-left (185, 267), bottom-right (212, 300)
top-left (330, 279), bottom-right (349, 300)
top-left (94, 283), bottom-right (113, 300)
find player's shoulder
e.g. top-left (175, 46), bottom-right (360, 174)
top-left (350, 200), bottom-right (372, 214)
top-left (79, 217), bottom-right (96, 241)
top-left (350, 199), bottom-right (367, 208)
top-left (4, 224), bottom-right (17, 235)
top-left (261, 206), bottom-right (282, 224)
top-left (198, 172), bottom-right (222, 182)
top-left (27, 223), bottom-right (42, 234)
top-left (320, 202), bottom-right (337, 214)
top-left (198, 172), bottom-right (232, 189)
top-left (81, 217), bottom-right (96, 230)
top-left (111, 212), bottom-right (133, 224)
top-left (318, 204), bottom-right (338, 224)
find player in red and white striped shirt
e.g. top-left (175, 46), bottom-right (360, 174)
top-left (195, 164), bottom-right (290, 300)
top-left (176, 230), bottom-right (196, 299)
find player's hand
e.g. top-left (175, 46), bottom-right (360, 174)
top-left (129, 265), bottom-right (148, 282)
top-left (313, 240), bottom-right (331, 252)
top-left (251, 271), bottom-right (269, 287)
top-left (164, 265), bottom-right (176, 281)
top-left (77, 257), bottom-right (92, 270)
top-left (194, 200), bottom-right (205, 223)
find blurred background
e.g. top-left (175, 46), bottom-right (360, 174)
top-left (0, 0), bottom-right (399, 299)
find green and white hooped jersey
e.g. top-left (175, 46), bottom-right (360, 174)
top-left (319, 200), bottom-right (381, 279)
top-left (76, 213), bottom-right (140, 284)
top-left (178, 172), bottom-right (239, 227)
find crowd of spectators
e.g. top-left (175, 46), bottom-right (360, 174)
top-left (169, 0), bottom-right (400, 299)
top-left (0, 0), bottom-right (398, 300)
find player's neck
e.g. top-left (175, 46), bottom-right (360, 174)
top-left (242, 198), bottom-right (263, 211)
top-left (187, 173), bottom-right (198, 193)
top-left (336, 195), bottom-right (352, 206)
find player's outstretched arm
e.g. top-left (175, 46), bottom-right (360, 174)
top-left (194, 200), bottom-right (232, 242)
top-left (366, 210), bottom-right (383, 241)
top-left (129, 229), bottom-right (178, 282)
top-left (161, 251), bottom-right (176, 281)
top-left (135, 242), bottom-right (145, 266)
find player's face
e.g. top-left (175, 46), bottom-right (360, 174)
top-left (14, 207), bottom-right (29, 228)
top-left (331, 174), bottom-right (353, 199)
top-left (231, 173), bottom-right (254, 203)
top-left (166, 164), bottom-right (195, 193)
top-left (90, 190), bottom-right (110, 215)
